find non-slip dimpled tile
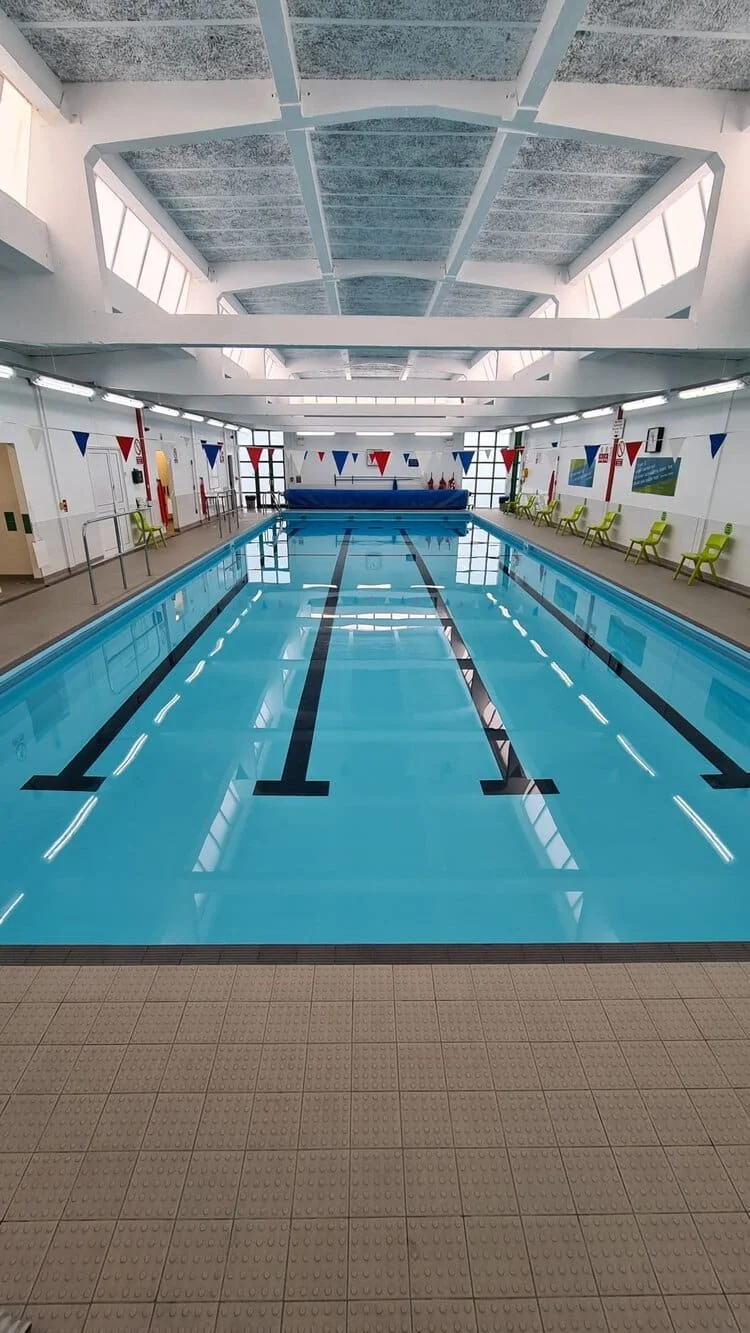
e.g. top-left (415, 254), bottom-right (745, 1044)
top-left (636, 1213), bottom-right (721, 1294)
top-left (209, 1045), bottom-right (261, 1093)
top-left (487, 1043), bottom-right (540, 1091)
top-left (293, 1150), bottom-right (349, 1218)
top-left (393, 967), bottom-right (434, 1001)
top-left (509, 1149), bottom-right (574, 1215)
top-left (395, 1002), bottom-right (440, 1044)
top-left (601, 1295), bottom-right (673, 1333)
top-left (215, 1301), bottom-right (280, 1332)
top-left (304, 1045), bottom-right (351, 1092)
top-left (39, 1094), bottom-right (106, 1153)
top-left (90, 1094), bottom-right (155, 1152)
top-left (94, 1219), bottom-right (173, 1301)
top-left (560, 1003), bottom-right (614, 1042)
top-left (308, 1003), bottom-right (352, 1044)
top-left (159, 1219), bottom-right (232, 1301)
top-left (16, 1044), bottom-right (81, 1095)
top-left (401, 1092), bottom-right (453, 1148)
top-left (122, 1151), bottom-right (191, 1220)
top-left (620, 1041), bottom-right (683, 1089)
top-left (537, 1297), bottom-right (607, 1333)
top-left (0, 1152), bottom-right (30, 1215)
top-left (456, 1147), bottom-right (517, 1215)
top-left (692, 1212), bottom-right (750, 1293)
top-left (161, 1045), bottom-right (216, 1093)
top-left (42, 1003), bottom-right (102, 1046)
top-left (144, 1093), bottom-right (204, 1152)
top-left (0, 1094), bottom-right (57, 1151)
top-left (247, 1094), bottom-right (301, 1150)
top-left (592, 1091), bottom-right (658, 1146)
top-left (196, 1093), bottom-right (254, 1152)
top-left (353, 967), bottom-right (394, 1003)
top-left (465, 1215), bottom-right (533, 1299)
top-left (65, 1151), bottom-right (137, 1221)
top-left (471, 966), bottom-right (516, 1001)
top-left (312, 966), bottom-right (354, 1002)
top-left (237, 1151), bottom-right (296, 1218)
top-left (575, 1044), bottom-right (634, 1090)
top-left (532, 1044), bottom-right (587, 1091)
top-left (642, 1089), bottom-right (710, 1146)
top-left (414, 1300), bottom-right (478, 1332)
top-left (349, 1150), bottom-right (405, 1217)
top-left (146, 967), bottom-right (197, 1003)
top-left (351, 1094), bottom-right (401, 1149)
top-left (613, 1148), bottom-right (686, 1214)
top-left (176, 1003), bottom-right (227, 1045)
top-left (442, 1043), bottom-right (493, 1091)
top-left (448, 1092), bottom-right (503, 1148)
top-left (87, 1003), bottom-right (144, 1046)
top-left (353, 1003), bottom-right (396, 1043)
top-left (0, 1218), bottom-right (55, 1300)
top-left (264, 1003), bottom-right (310, 1044)
top-left (664, 1147), bottom-right (741, 1211)
top-left (404, 1149), bottom-right (461, 1215)
top-left (2, 1004), bottom-right (58, 1044)
top-left (352, 1045), bottom-right (398, 1092)
top-left (229, 968), bottom-right (276, 1004)
top-left (521, 1216), bottom-right (597, 1297)
top-left (30, 1219), bottom-right (114, 1302)
top-left (65, 1044), bottom-right (125, 1095)
top-left (113, 1046), bottom-right (170, 1094)
top-left (689, 1089), bottom-right (750, 1143)
top-left (349, 1298), bottom-right (411, 1332)
top-left (282, 1300), bottom-right (345, 1331)
top-left (221, 1003), bottom-right (269, 1044)
top-left (578, 1214), bottom-right (659, 1296)
top-left (560, 1148), bottom-right (630, 1215)
top-left (667, 1295), bottom-right (741, 1333)
top-left (179, 1151), bottom-right (242, 1219)
top-left (299, 1092), bottom-right (350, 1149)
top-left (545, 1091), bottom-right (607, 1148)
top-left (223, 1219), bottom-right (290, 1300)
top-left (6, 1151), bottom-right (83, 1221)
top-left (106, 967), bottom-right (156, 1002)
top-left (271, 967), bottom-right (314, 1001)
top-left (497, 1092), bottom-right (556, 1147)
top-left (398, 1044), bottom-right (446, 1091)
top-left (479, 1003), bottom-right (527, 1043)
top-left (348, 1217), bottom-right (408, 1299)
top-left (189, 966), bottom-right (236, 1003)
top-left (285, 1218), bottom-right (348, 1299)
top-left (84, 1302), bottom-right (154, 1330)
top-left (407, 1216), bottom-right (472, 1299)
top-left (437, 1002), bottom-right (483, 1043)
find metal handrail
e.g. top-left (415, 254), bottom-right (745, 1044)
top-left (82, 508), bottom-right (151, 605)
top-left (204, 488), bottom-right (239, 539)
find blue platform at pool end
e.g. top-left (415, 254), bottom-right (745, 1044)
top-left (286, 487), bottom-right (469, 510)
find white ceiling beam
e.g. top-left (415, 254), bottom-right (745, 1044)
top-left (212, 258), bottom-right (321, 291)
top-left (0, 190), bottom-right (52, 274)
top-left (301, 79), bottom-right (518, 128)
top-left (2, 312), bottom-right (719, 352)
top-left (459, 261), bottom-right (562, 294)
top-left (0, 9), bottom-right (67, 122)
top-left (68, 80), bottom-right (280, 152)
top-left (516, 0), bottom-right (590, 110)
top-left (537, 85), bottom-right (741, 157)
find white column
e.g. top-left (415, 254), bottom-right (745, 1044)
top-left (695, 138), bottom-right (750, 347)
top-left (24, 124), bottom-right (109, 316)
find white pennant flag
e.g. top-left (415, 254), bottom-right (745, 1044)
top-left (670, 436), bottom-right (686, 458)
top-left (29, 427), bottom-right (44, 449)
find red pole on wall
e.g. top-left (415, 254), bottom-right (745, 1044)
top-left (604, 407), bottom-right (624, 504)
top-left (135, 407), bottom-right (152, 502)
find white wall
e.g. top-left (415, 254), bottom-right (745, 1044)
top-left (284, 433), bottom-right (462, 490)
top-left (0, 376), bottom-right (234, 578)
top-left (519, 392), bottom-right (750, 587)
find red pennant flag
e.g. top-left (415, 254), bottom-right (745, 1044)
top-left (372, 450), bottom-right (390, 476)
top-left (116, 435), bottom-right (134, 462)
top-left (501, 448), bottom-right (516, 473)
top-left (317, 451), bottom-right (326, 461)
top-left (247, 446), bottom-right (263, 471)
top-left (625, 440), bottom-right (642, 466)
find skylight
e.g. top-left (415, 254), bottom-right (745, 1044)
top-left (0, 77), bottom-right (32, 207)
top-left (94, 174), bottom-right (191, 313)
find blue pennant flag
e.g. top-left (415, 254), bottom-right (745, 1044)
top-left (551, 441), bottom-right (559, 449)
top-left (332, 450), bottom-right (349, 475)
top-left (72, 431), bottom-right (89, 457)
top-left (303, 450), bottom-right (308, 460)
top-left (451, 451), bottom-right (458, 460)
top-left (202, 441), bottom-right (221, 469)
top-left (584, 445), bottom-right (600, 468)
top-left (351, 452), bottom-right (358, 462)
top-left (710, 432), bottom-right (727, 459)
top-left (457, 450), bottom-right (475, 474)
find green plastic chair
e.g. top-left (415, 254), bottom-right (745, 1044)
top-left (673, 523), bottom-right (732, 586)
top-left (583, 506), bottom-right (620, 548)
top-left (517, 494), bottom-right (538, 520)
top-left (625, 512), bottom-right (669, 565)
top-left (533, 497), bottom-right (558, 527)
top-left (131, 508), bottom-right (167, 549)
top-left (557, 502), bottom-right (586, 535)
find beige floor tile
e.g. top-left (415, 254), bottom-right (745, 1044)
top-left (349, 1150), bottom-right (405, 1217)
top-left (546, 1091), bottom-right (607, 1148)
top-left (308, 1003), bottom-right (352, 1044)
top-left (602, 1295), bottom-right (672, 1332)
top-left (0, 1094), bottom-right (58, 1151)
top-left (293, 1150), bottom-right (349, 1218)
top-left (692, 1213), bottom-right (750, 1293)
top-left (496, 1092), bottom-right (556, 1147)
top-left (351, 1094), bottom-right (401, 1149)
top-left (161, 1044), bottom-right (216, 1093)
top-left (717, 1146), bottom-right (750, 1209)
top-left (209, 1045), bottom-right (261, 1092)
top-left (84, 1302), bottom-right (154, 1330)
top-left (0, 1152), bottom-right (30, 1214)
top-left (592, 1091), bottom-right (658, 1146)
top-left (519, 1003), bottom-right (570, 1043)
top-left (353, 1003), bottom-right (396, 1044)
top-left (122, 1151), bottom-right (191, 1220)
top-left (437, 1002), bottom-right (483, 1044)
top-left (561, 1148), bottom-right (630, 1214)
top-left (710, 1041), bottom-right (750, 1087)
top-left (559, 1003), bottom-right (614, 1042)
top-left (112, 1045), bottom-right (171, 1094)
top-left (249, 1098), bottom-right (302, 1151)
top-left (619, 1041), bottom-right (683, 1090)
top-left (394, 1002), bottom-right (440, 1044)
top-left (599, 1001), bottom-right (658, 1044)
top-left (106, 968), bottom-right (156, 1003)
top-left (304, 1044), bottom-right (351, 1092)
top-left (487, 1043), bottom-right (540, 1092)
top-left (538, 1298), bottom-right (606, 1333)
top-left (30, 1220), bottom-right (114, 1302)
top-left (159, 1219), bottom-right (232, 1300)
top-left (642, 1000), bottom-right (701, 1041)
top-left (349, 1298), bottom-right (410, 1332)
top-left (456, 1147), bottom-right (517, 1215)
top-left (588, 967), bottom-right (639, 1001)
top-left (299, 1092), bottom-right (350, 1149)
top-left (471, 965), bottom-right (516, 1002)
top-left (221, 1003), bottom-right (269, 1044)
top-left (668, 1296), bottom-right (741, 1333)
top-left (408, 1216), bottom-right (472, 1299)
top-left (6, 1151), bottom-right (82, 1221)
top-left (144, 1092), bottom-right (205, 1152)
top-left (64, 1044), bottom-right (125, 1095)
top-left (222, 1219), bottom-right (289, 1301)
top-left (626, 966), bottom-right (680, 1001)
top-left (442, 1043), bottom-right (493, 1091)
top-left (641, 1089), bottom-right (710, 1146)
top-left (176, 1003), bottom-right (227, 1045)
top-left (86, 1002), bottom-right (143, 1045)
top-left (432, 966), bottom-right (476, 1001)
top-left (39, 1094), bottom-right (107, 1153)
top-left (686, 1000), bottom-right (746, 1041)
top-left (522, 1216), bottom-right (597, 1298)
top-left (613, 1147), bottom-right (686, 1214)
top-left (466, 1215), bottom-right (533, 1299)
top-left (348, 1217), bottom-right (407, 1300)
top-left (64, 1151), bottom-right (137, 1220)
top-left (23, 1305), bottom-right (89, 1332)
top-left (16, 1044), bottom-right (81, 1095)
top-left (404, 1148), bottom-right (461, 1215)
top-left (510, 966), bottom-right (557, 1002)
top-left (579, 1214), bottom-right (658, 1296)
top-left (729, 1294), bottom-right (750, 1332)
top-left (189, 967), bottom-right (236, 1003)
top-left (509, 1149), bottom-right (574, 1215)
top-left (393, 967), bottom-right (434, 1001)
top-left (1, 1003), bottom-right (58, 1045)
top-left (195, 1093), bottom-right (253, 1152)
top-left (415, 1299), bottom-right (478, 1333)
top-left (531, 1044), bottom-right (586, 1091)
top-left (477, 1299), bottom-right (542, 1333)
top-left (42, 1003), bottom-right (102, 1046)
top-left (283, 1300), bottom-right (345, 1332)
top-left (689, 1089), bottom-right (750, 1143)
top-left (398, 1044), bottom-right (446, 1091)
top-left (312, 966), bottom-right (354, 1002)
top-left (664, 966), bottom-right (719, 999)
top-left (257, 1044), bottom-right (307, 1092)
top-left (635, 1214), bottom-right (720, 1294)
top-left (352, 966), bottom-right (394, 1003)
top-left (95, 1218), bottom-right (172, 1301)
top-left (0, 1218), bottom-right (55, 1301)
top-left (728, 1000), bottom-right (750, 1038)
top-left (237, 1151), bottom-right (296, 1218)
top-left (351, 1045), bottom-right (398, 1092)
top-left (448, 1092), bottom-right (503, 1148)
top-left (479, 1003), bottom-right (527, 1044)
top-left (216, 1301), bottom-right (280, 1331)
top-left (262, 1003), bottom-right (310, 1044)
top-left (663, 1042), bottom-right (728, 1088)
top-left (401, 1092), bottom-right (453, 1149)
top-left (664, 1146), bottom-right (741, 1211)
top-left (90, 1093), bottom-right (155, 1152)
top-left (146, 967), bottom-right (197, 1003)
top-left (705, 965), bottom-right (750, 999)
top-left (271, 967), bottom-right (314, 1002)
top-left (230, 966), bottom-right (275, 1003)
top-left (0, 1045), bottom-right (35, 1094)
top-left (550, 967), bottom-right (597, 1003)
top-left (0, 967), bottom-right (38, 1003)
top-left (575, 1044), bottom-right (634, 1090)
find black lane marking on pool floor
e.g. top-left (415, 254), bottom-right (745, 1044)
top-left (254, 527), bottom-right (352, 797)
top-left (23, 572), bottom-right (249, 793)
top-left (499, 547), bottom-right (750, 791)
top-left (402, 529), bottom-right (557, 797)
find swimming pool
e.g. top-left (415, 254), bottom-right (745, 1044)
top-left (1, 513), bottom-right (749, 947)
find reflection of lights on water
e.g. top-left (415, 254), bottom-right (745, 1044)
top-left (113, 733), bottom-right (148, 776)
top-left (226, 617), bottom-right (241, 634)
top-left (303, 584), bottom-right (336, 589)
top-left (617, 734), bottom-right (656, 776)
top-left (550, 662), bottom-right (573, 686)
top-left (154, 694), bottom-right (180, 725)
top-left (486, 593), bottom-right (497, 605)
top-left (530, 640), bottom-right (548, 658)
top-left (209, 638), bottom-right (224, 657)
top-left (359, 583), bottom-right (391, 589)
top-left (251, 590), bottom-right (263, 603)
top-left (43, 796), bottom-right (98, 862)
top-left (185, 660), bottom-right (205, 683)
top-left (579, 694), bottom-right (608, 725)
top-left (0, 892), bottom-right (23, 927)
top-left (498, 605), bottom-right (510, 618)
top-left (673, 795), bottom-right (734, 864)
top-left (512, 619), bottom-right (527, 637)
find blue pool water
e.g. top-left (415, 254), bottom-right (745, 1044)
top-left (1, 513), bottom-right (749, 945)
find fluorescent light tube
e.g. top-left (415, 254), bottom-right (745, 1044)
top-left (356, 432), bottom-right (395, 437)
top-left (33, 375), bottom-right (95, 398)
top-left (102, 392), bottom-right (144, 408)
top-left (0, 364), bottom-right (16, 379)
top-left (206, 418), bottom-right (225, 427)
top-left (150, 404), bottom-right (180, 417)
top-left (553, 414), bottom-right (579, 424)
top-left (530, 420), bottom-right (551, 429)
top-left (414, 432), bottom-right (453, 437)
top-left (182, 411), bottom-right (204, 422)
top-left (621, 395), bottom-right (667, 411)
top-left (678, 379), bottom-right (744, 399)
top-left (297, 432), bottom-right (334, 437)
top-left (582, 407), bottom-right (614, 419)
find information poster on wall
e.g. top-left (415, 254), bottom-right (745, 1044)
top-left (632, 456), bottom-right (681, 496)
top-left (568, 457), bottom-right (595, 488)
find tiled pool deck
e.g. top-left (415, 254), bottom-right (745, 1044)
top-left (3, 962), bottom-right (750, 1331)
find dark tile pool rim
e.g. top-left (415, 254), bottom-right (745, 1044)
top-left (2, 942), bottom-right (750, 965)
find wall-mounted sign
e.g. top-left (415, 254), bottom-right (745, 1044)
top-left (644, 426), bottom-right (665, 454)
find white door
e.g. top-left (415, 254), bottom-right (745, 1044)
top-left (87, 450), bottom-right (127, 559)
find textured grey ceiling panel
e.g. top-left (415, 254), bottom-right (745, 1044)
top-left (440, 284), bottom-right (528, 317)
top-left (317, 166), bottom-right (479, 200)
top-left (201, 241), bottom-right (318, 261)
top-left (582, 0), bottom-right (750, 26)
top-left (338, 276), bottom-right (434, 316)
top-left (122, 137), bottom-right (292, 172)
top-left (312, 120), bottom-right (494, 170)
top-left (133, 166), bottom-right (303, 200)
top-left (237, 282), bottom-right (329, 314)
top-left (514, 139), bottom-right (675, 179)
top-left (559, 33), bottom-right (750, 89)
top-left (5, 0), bottom-right (253, 15)
top-left (288, 1), bottom-right (545, 16)
top-left (292, 22), bottom-right (534, 80)
top-left (12, 21), bottom-right (270, 80)
top-left (331, 241), bottom-right (449, 260)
